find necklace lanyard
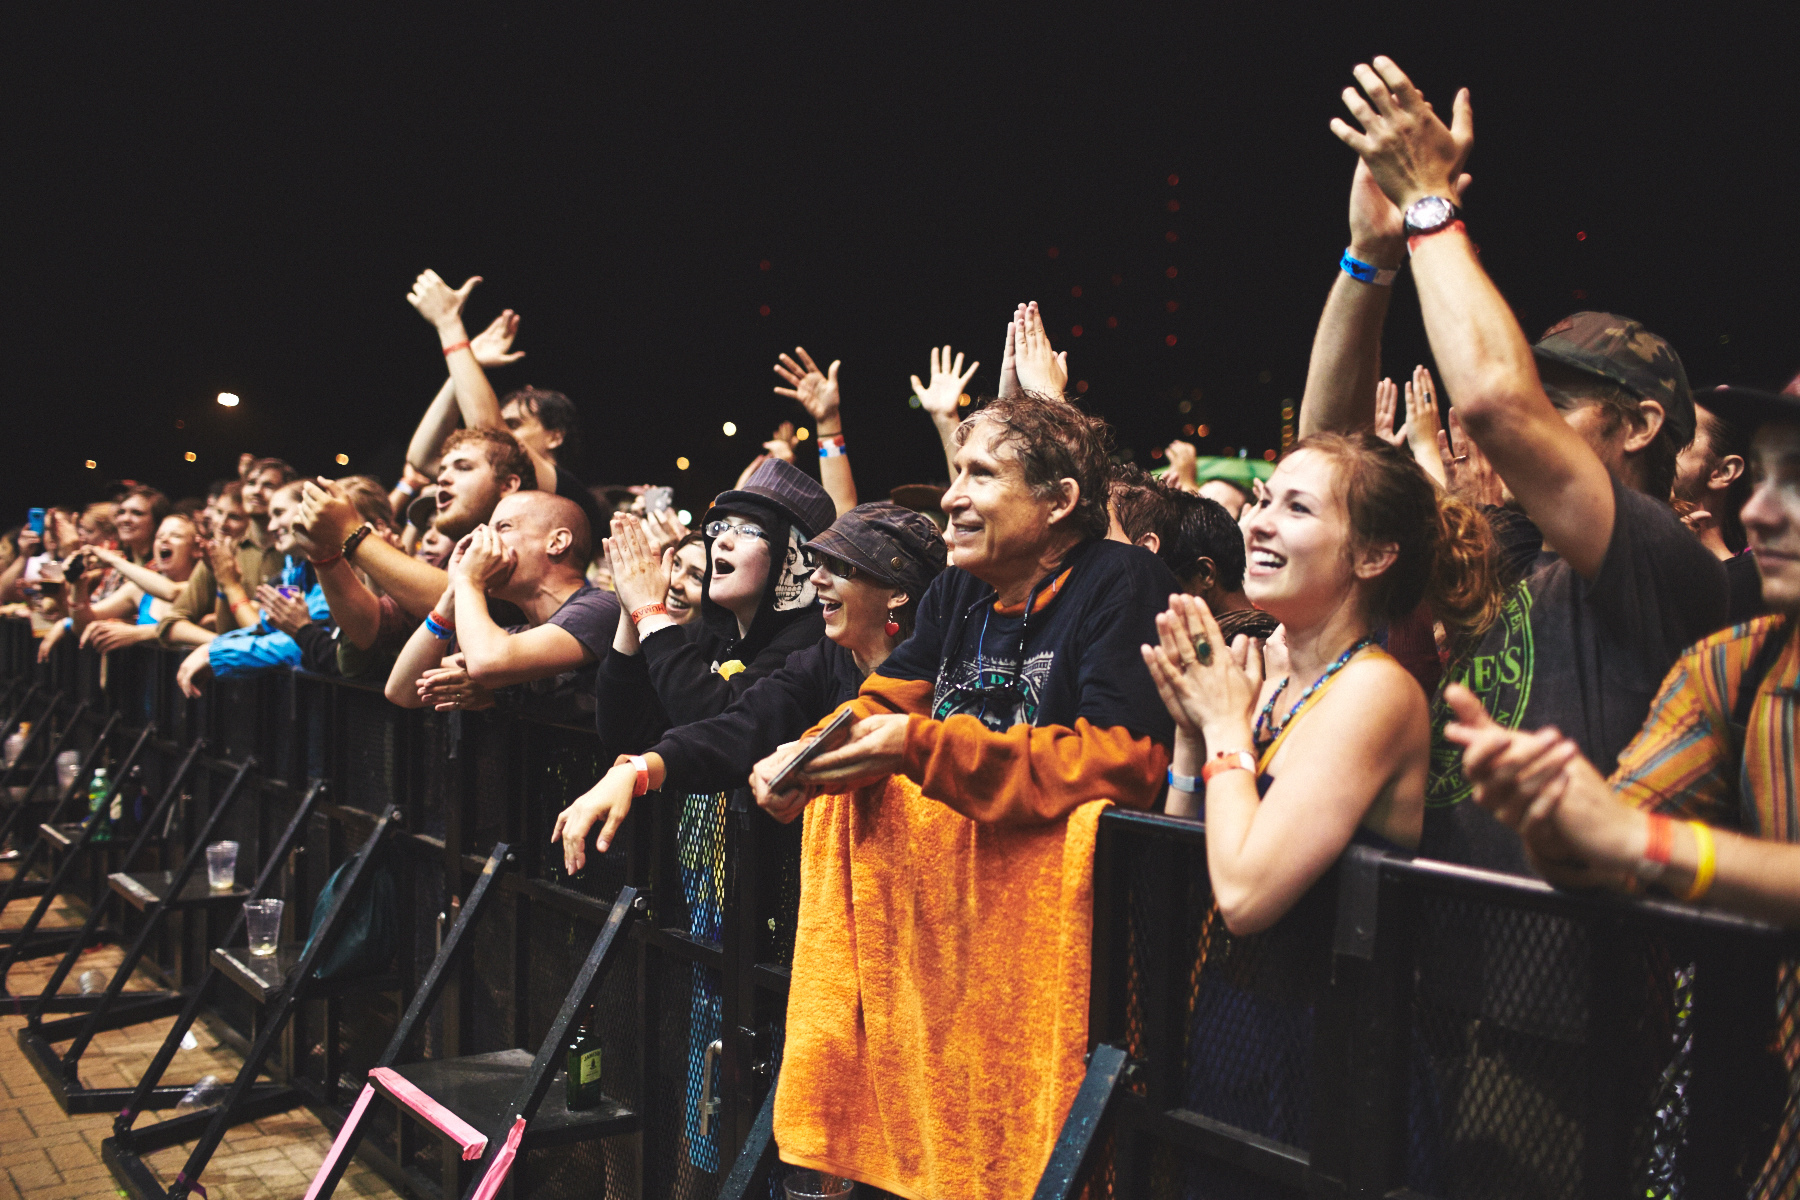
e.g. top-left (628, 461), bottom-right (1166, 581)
top-left (1254, 636), bottom-right (1378, 773)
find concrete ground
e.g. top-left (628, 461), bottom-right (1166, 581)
top-left (0, 888), bottom-right (402, 1199)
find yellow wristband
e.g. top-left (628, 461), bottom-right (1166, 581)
top-left (1683, 821), bottom-right (1716, 902)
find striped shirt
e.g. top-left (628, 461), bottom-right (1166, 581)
top-left (1611, 615), bottom-right (1800, 838)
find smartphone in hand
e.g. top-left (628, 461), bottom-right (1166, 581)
top-left (765, 707), bottom-right (857, 796)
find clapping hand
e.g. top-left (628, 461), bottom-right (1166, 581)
top-left (640, 507), bottom-right (689, 557)
top-left (296, 478), bottom-right (361, 559)
top-left (407, 269), bottom-right (481, 330)
top-left (1013, 302), bottom-right (1069, 396)
top-left (256, 584), bottom-right (312, 636)
top-left (1139, 593), bottom-right (1264, 741)
top-left (470, 309), bottom-right (525, 367)
top-left (773, 347), bottom-right (842, 425)
top-left (910, 345), bottom-right (979, 425)
top-left (1331, 56), bottom-right (1474, 215)
top-left (1373, 378), bottom-right (1407, 448)
top-left (604, 513), bottom-right (673, 616)
top-left (763, 421), bottom-right (798, 463)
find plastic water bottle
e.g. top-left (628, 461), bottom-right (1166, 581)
top-left (3, 723), bottom-right (27, 768)
top-left (87, 768), bottom-right (111, 842)
top-left (175, 1075), bottom-right (224, 1116)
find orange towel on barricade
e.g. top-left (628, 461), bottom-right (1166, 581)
top-left (773, 773), bottom-right (1108, 1200)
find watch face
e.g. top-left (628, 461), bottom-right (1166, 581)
top-left (1406, 195), bottom-right (1455, 233)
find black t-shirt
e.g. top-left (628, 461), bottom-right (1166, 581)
top-left (874, 538), bottom-right (1177, 746)
top-left (1424, 477), bottom-right (1728, 872)
top-left (498, 582), bottom-right (618, 718)
top-left (1725, 549), bottom-right (1766, 629)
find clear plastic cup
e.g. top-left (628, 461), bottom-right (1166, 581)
top-left (55, 750), bottom-right (80, 793)
top-left (206, 841), bottom-right (239, 892)
top-left (783, 1171), bottom-right (854, 1199)
top-left (244, 899), bottom-right (283, 957)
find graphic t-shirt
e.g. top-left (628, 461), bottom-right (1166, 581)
top-left (1424, 477), bottom-right (1728, 873)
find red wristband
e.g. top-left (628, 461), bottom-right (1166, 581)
top-left (441, 340), bottom-right (472, 357)
top-left (1634, 813), bottom-right (1675, 884)
top-left (1407, 219), bottom-right (1467, 256)
top-left (1202, 750), bottom-right (1257, 782)
top-left (628, 754), bottom-right (650, 797)
top-left (310, 552), bottom-right (343, 568)
top-left (630, 603), bottom-right (669, 624)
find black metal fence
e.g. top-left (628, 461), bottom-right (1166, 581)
top-left (0, 619), bottom-right (796, 1200)
top-left (1078, 809), bottom-right (1799, 1200)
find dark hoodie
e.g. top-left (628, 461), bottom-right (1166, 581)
top-left (595, 493), bottom-right (825, 758)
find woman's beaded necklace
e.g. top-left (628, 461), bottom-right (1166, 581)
top-left (1253, 635), bottom-right (1376, 748)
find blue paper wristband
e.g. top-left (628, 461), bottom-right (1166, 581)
top-left (1167, 767), bottom-right (1202, 794)
top-left (1340, 249), bottom-right (1398, 287)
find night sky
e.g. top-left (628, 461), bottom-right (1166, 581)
top-left (7, 5), bottom-right (1796, 525)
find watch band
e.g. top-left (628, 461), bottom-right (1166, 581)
top-left (341, 522), bottom-right (376, 560)
top-left (1202, 750), bottom-right (1258, 783)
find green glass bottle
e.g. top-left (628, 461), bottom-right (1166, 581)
top-left (87, 768), bottom-right (111, 842)
top-left (565, 1011), bottom-right (604, 1110)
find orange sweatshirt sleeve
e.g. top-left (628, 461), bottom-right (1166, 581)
top-left (801, 673), bottom-right (1168, 826)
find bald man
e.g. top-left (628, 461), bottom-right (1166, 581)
top-left (385, 491), bottom-right (618, 714)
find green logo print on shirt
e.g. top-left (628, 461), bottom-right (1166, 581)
top-left (1427, 581), bottom-right (1535, 808)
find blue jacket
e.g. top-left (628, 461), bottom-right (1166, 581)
top-left (206, 558), bottom-right (332, 680)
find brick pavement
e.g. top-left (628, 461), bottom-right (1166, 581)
top-left (0, 891), bottom-right (401, 1200)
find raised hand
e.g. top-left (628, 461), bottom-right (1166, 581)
top-left (551, 762), bottom-right (639, 872)
top-left (1403, 366), bottom-right (1448, 486)
top-left (773, 347), bottom-right (842, 426)
top-left (1373, 378), bottom-right (1406, 447)
top-left (470, 309), bottom-right (525, 367)
top-left (998, 307), bottom-right (1023, 400)
top-left (1440, 409), bottom-right (1502, 507)
top-left (1330, 56), bottom-right (1474, 214)
top-left (1347, 158), bottom-right (1407, 264)
top-left (604, 513), bottom-right (673, 616)
top-left (1163, 440), bottom-right (1200, 491)
top-left (407, 269), bottom-right (481, 330)
top-left (255, 584), bottom-right (313, 636)
top-left (910, 345), bottom-right (980, 425)
top-left (207, 537), bottom-right (242, 585)
top-left (641, 507), bottom-right (689, 558)
top-left (1014, 301), bottom-right (1069, 396)
top-left (762, 422), bottom-right (796, 463)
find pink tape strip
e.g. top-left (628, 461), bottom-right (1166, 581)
top-left (303, 1084), bottom-right (377, 1200)
top-left (469, 1117), bottom-right (526, 1200)
top-left (369, 1067), bottom-right (489, 1160)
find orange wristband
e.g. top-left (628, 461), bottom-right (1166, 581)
top-left (441, 340), bottom-right (471, 356)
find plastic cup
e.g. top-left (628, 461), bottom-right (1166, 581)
top-left (244, 899), bottom-right (283, 957)
top-left (55, 750), bottom-right (80, 793)
top-left (783, 1172), bottom-right (854, 1199)
top-left (206, 841), bottom-right (239, 892)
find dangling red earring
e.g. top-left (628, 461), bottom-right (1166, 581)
top-left (885, 617), bottom-right (901, 638)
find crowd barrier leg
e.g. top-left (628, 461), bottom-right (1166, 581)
top-left (0, 721), bottom-right (156, 997)
top-left (1029, 1044), bottom-right (1132, 1200)
top-left (0, 703), bottom-right (108, 918)
top-left (301, 841), bottom-right (512, 1200)
top-left (716, 1065), bottom-right (782, 1200)
top-left (105, 797), bottom-right (397, 1200)
top-left (361, 884), bottom-right (642, 1200)
top-left (15, 737), bottom-right (208, 1018)
top-left (19, 757), bottom-right (256, 1113)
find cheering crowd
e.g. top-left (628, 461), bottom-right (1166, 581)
top-left (4, 54), bottom-right (1799, 1194)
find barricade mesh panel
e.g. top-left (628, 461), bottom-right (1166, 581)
top-left (414, 710), bottom-right (454, 841)
top-left (758, 808), bottom-right (802, 967)
top-left (339, 688), bottom-right (397, 813)
top-left (469, 720), bottom-right (512, 856)
top-left (468, 888), bottom-right (518, 1054)
top-left (1407, 896), bottom-right (1675, 1200)
top-left (520, 1136), bottom-right (638, 1199)
top-left (532, 724), bottom-right (622, 899)
top-left (650, 953), bottom-right (725, 1200)
top-left (524, 903), bottom-right (641, 1110)
top-left (218, 677), bottom-right (261, 760)
top-left (409, 850), bottom-right (448, 1061)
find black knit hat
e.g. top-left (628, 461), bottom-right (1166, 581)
top-left (706, 457), bottom-right (835, 541)
top-left (806, 501), bottom-right (947, 600)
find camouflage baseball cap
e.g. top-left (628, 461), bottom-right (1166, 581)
top-left (1532, 312), bottom-right (1695, 449)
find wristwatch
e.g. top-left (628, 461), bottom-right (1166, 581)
top-left (341, 522), bottom-right (375, 560)
top-left (1402, 196), bottom-right (1460, 239)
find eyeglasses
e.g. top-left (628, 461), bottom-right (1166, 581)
top-left (704, 519), bottom-right (770, 542)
